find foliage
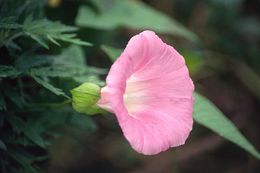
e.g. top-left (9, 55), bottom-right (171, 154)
top-left (76, 0), bottom-right (198, 41)
top-left (193, 93), bottom-right (260, 159)
top-left (1, 0), bottom-right (260, 173)
top-left (23, 17), bottom-right (92, 49)
top-left (0, 0), bottom-right (99, 172)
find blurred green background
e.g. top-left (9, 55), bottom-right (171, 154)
top-left (0, 0), bottom-right (260, 173)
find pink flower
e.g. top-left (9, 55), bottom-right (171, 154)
top-left (98, 30), bottom-right (194, 155)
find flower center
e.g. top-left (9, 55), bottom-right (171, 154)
top-left (123, 76), bottom-right (147, 116)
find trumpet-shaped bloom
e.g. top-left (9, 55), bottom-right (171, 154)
top-left (97, 30), bottom-right (194, 155)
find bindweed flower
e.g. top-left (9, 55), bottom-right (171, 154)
top-left (98, 30), bottom-right (194, 155)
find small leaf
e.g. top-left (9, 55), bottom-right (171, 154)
top-left (7, 116), bottom-right (46, 148)
top-left (30, 66), bottom-right (86, 78)
top-left (0, 17), bottom-right (22, 29)
top-left (4, 87), bottom-right (25, 108)
top-left (52, 33), bottom-right (92, 46)
top-left (15, 55), bottom-right (53, 70)
top-left (193, 92), bottom-right (260, 159)
top-left (8, 150), bottom-right (39, 173)
top-left (28, 45), bottom-right (106, 83)
top-left (23, 18), bottom-right (92, 48)
top-left (30, 74), bottom-right (69, 98)
top-left (53, 45), bottom-right (86, 67)
top-left (47, 35), bottom-right (61, 46)
top-left (25, 33), bottom-right (49, 49)
top-left (0, 65), bottom-right (21, 78)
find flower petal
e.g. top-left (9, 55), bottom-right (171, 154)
top-left (98, 30), bottom-right (194, 155)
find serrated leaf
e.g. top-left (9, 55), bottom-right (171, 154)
top-left (23, 18), bottom-right (92, 48)
top-left (30, 74), bottom-right (69, 98)
top-left (7, 116), bottom-right (46, 148)
top-left (53, 45), bottom-right (86, 67)
top-left (7, 135), bottom-right (34, 147)
top-left (52, 33), bottom-right (92, 46)
top-left (30, 66), bottom-right (68, 76)
top-left (193, 92), bottom-right (260, 159)
top-left (76, 0), bottom-right (198, 41)
top-left (15, 55), bottom-right (53, 70)
top-left (26, 32), bottom-right (49, 49)
top-left (0, 65), bottom-right (21, 78)
top-left (47, 35), bottom-right (60, 46)
top-left (0, 16), bottom-right (21, 29)
top-left (4, 87), bottom-right (25, 108)
top-left (30, 66), bottom-right (104, 85)
top-left (24, 128), bottom-right (45, 148)
top-left (28, 45), bottom-right (106, 83)
top-left (8, 150), bottom-right (39, 173)
top-left (30, 66), bottom-right (83, 78)
top-left (23, 17), bottom-right (77, 33)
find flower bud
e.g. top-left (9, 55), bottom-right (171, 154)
top-left (70, 82), bottom-right (105, 115)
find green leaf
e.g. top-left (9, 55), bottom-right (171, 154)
top-left (26, 33), bottom-right (49, 49)
top-left (51, 33), bottom-right (92, 46)
top-left (23, 128), bottom-right (46, 149)
top-left (7, 116), bottom-right (46, 148)
top-left (0, 65), bottom-right (21, 78)
top-left (28, 45), bottom-right (106, 80)
top-left (30, 65), bottom-right (98, 81)
top-left (29, 66), bottom-right (104, 84)
top-left (8, 150), bottom-right (40, 173)
top-left (0, 17), bottom-right (21, 29)
top-left (15, 55), bottom-right (53, 70)
top-left (23, 18), bottom-right (92, 48)
top-left (76, 0), bottom-right (198, 41)
top-left (4, 87), bottom-right (25, 108)
top-left (7, 135), bottom-right (35, 147)
top-left (30, 66), bottom-right (86, 78)
top-left (101, 45), bottom-right (122, 62)
top-left (193, 92), bottom-right (260, 159)
top-left (53, 45), bottom-right (86, 67)
top-left (30, 74), bottom-right (69, 98)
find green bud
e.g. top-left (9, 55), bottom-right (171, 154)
top-left (70, 82), bottom-right (105, 115)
